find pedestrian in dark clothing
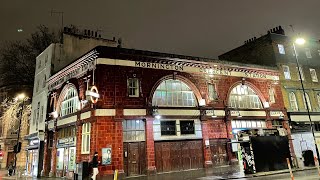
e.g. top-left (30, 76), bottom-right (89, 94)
top-left (91, 152), bottom-right (99, 180)
top-left (8, 162), bottom-right (14, 176)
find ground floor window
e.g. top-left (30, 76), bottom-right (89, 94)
top-left (81, 123), bottom-right (91, 154)
top-left (180, 120), bottom-right (195, 134)
top-left (123, 120), bottom-right (145, 142)
top-left (160, 121), bottom-right (176, 135)
top-left (231, 120), bottom-right (266, 129)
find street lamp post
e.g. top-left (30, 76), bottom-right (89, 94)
top-left (13, 93), bottom-right (26, 175)
top-left (292, 38), bottom-right (320, 160)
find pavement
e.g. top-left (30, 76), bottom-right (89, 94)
top-left (0, 165), bottom-right (318, 180)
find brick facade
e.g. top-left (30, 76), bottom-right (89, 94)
top-left (44, 46), bottom-right (290, 177)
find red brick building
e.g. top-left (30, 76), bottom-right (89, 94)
top-left (43, 46), bottom-right (292, 178)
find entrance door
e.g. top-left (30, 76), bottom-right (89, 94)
top-left (124, 142), bottom-right (146, 176)
top-left (210, 139), bottom-right (229, 166)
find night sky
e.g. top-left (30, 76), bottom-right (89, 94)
top-left (1, 0), bottom-right (320, 58)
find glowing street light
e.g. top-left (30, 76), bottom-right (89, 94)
top-left (295, 38), bottom-right (306, 45)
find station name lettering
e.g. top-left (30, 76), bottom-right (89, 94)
top-left (244, 72), bottom-right (267, 79)
top-left (135, 61), bottom-right (184, 71)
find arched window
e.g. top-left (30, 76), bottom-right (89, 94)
top-left (289, 92), bottom-right (298, 111)
top-left (228, 84), bottom-right (263, 109)
top-left (303, 93), bottom-right (312, 111)
top-left (152, 79), bottom-right (197, 107)
top-left (60, 87), bottom-right (80, 117)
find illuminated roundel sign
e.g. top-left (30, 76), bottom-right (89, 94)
top-left (85, 86), bottom-right (100, 104)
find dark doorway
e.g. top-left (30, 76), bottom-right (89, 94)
top-left (123, 142), bottom-right (146, 176)
top-left (7, 152), bottom-right (14, 168)
top-left (251, 136), bottom-right (291, 172)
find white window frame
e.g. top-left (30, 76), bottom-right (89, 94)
top-left (296, 66), bottom-right (305, 81)
top-left (278, 44), bottom-right (285, 54)
top-left (283, 65), bottom-right (291, 80)
top-left (305, 48), bottom-right (312, 58)
top-left (60, 87), bottom-right (80, 117)
top-left (152, 79), bottom-right (197, 107)
top-left (128, 78), bottom-right (139, 97)
top-left (289, 92), bottom-right (298, 111)
top-left (228, 84), bottom-right (263, 109)
top-left (303, 93), bottom-right (312, 111)
top-left (81, 123), bottom-right (91, 154)
top-left (310, 68), bottom-right (318, 82)
top-left (208, 83), bottom-right (218, 100)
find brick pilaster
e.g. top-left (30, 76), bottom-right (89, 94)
top-left (145, 117), bottom-right (156, 174)
top-left (201, 120), bottom-right (213, 167)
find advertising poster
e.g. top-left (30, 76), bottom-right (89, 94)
top-left (102, 148), bottom-right (112, 165)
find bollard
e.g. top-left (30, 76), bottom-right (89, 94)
top-left (286, 158), bottom-right (294, 180)
top-left (113, 169), bottom-right (118, 180)
top-left (314, 157), bottom-right (320, 176)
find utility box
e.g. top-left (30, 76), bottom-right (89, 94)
top-left (77, 162), bottom-right (90, 180)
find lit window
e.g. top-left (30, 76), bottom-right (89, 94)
top-left (283, 65), bottom-right (291, 80)
top-left (269, 88), bottom-right (275, 103)
top-left (122, 120), bottom-right (145, 142)
top-left (289, 92), bottom-right (298, 111)
top-left (278, 44), bottom-right (285, 54)
top-left (59, 86), bottom-right (80, 117)
top-left (160, 121), bottom-right (176, 135)
top-left (296, 67), bottom-right (305, 81)
top-left (305, 48), bottom-right (312, 58)
top-left (303, 93), bottom-right (312, 111)
top-left (128, 78), bottom-right (139, 97)
top-left (208, 84), bottom-right (218, 100)
top-left (228, 84), bottom-right (263, 109)
top-left (152, 79), bottom-right (197, 107)
top-left (81, 123), bottom-right (91, 154)
top-left (310, 69), bottom-right (318, 82)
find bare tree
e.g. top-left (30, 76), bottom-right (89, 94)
top-left (0, 25), bottom-right (58, 86)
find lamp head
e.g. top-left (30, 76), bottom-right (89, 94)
top-left (16, 93), bottom-right (25, 101)
top-left (295, 38), bottom-right (305, 45)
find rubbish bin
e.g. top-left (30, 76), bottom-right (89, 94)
top-left (302, 150), bottom-right (315, 166)
top-left (78, 162), bottom-right (89, 180)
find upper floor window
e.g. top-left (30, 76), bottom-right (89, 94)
top-left (60, 87), bottom-right (80, 117)
top-left (42, 75), bottom-right (47, 88)
top-left (318, 50), bottom-right (320, 56)
top-left (283, 65), bottom-right (291, 79)
top-left (278, 44), bottom-right (285, 54)
top-left (152, 79), bottom-right (197, 107)
top-left (269, 87), bottom-right (275, 103)
top-left (305, 48), bottom-right (312, 58)
top-left (38, 60), bottom-right (41, 69)
top-left (128, 78), bottom-right (139, 97)
top-left (303, 93), bottom-right (312, 111)
top-left (228, 84), bottom-right (263, 109)
top-left (45, 55), bottom-right (48, 64)
top-left (208, 83), bottom-right (218, 100)
top-left (40, 106), bottom-right (44, 122)
top-left (317, 93), bottom-right (320, 109)
top-left (310, 69), bottom-right (318, 82)
top-left (297, 67), bottom-right (305, 81)
top-left (36, 79), bottom-right (40, 92)
top-left (289, 92), bottom-right (298, 111)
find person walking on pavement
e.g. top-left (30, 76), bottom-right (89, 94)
top-left (91, 152), bottom-right (99, 180)
top-left (7, 162), bottom-right (14, 176)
